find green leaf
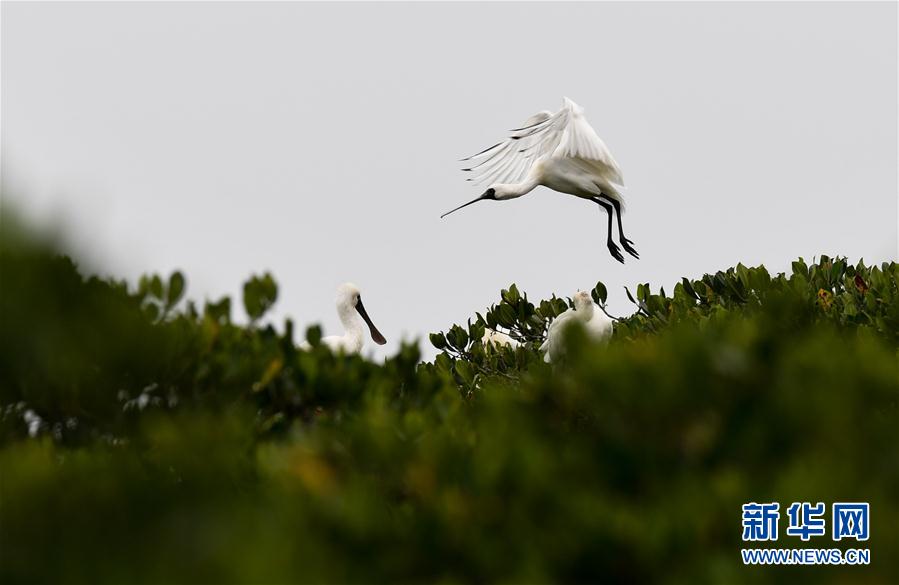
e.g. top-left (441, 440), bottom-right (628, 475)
top-left (446, 329), bottom-right (458, 350)
top-left (166, 271), bottom-right (185, 308)
top-left (137, 275), bottom-right (151, 299)
top-left (454, 360), bottom-right (474, 384)
top-left (637, 283), bottom-right (649, 302)
top-left (502, 284), bottom-right (521, 304)
top-left (243, 272), bottom-right (279, 321)
top-left (434, 352), bottom-right (453, 372)
top-left (469, 322), bottom-right (485, 345)
top-left (624, 287), bottom-right (637, 305)
top-left (682, 278), bottom-right (698, 300)
top-left (305, 324), bottom-right (322, 347)
top-left (149, 275), bottom-right (164, 300)
top-left (714, 272), bottom-right (728, 293)
top-left (499, 304), bottom-right (516, 327)
top-left (553, 298), bottom-right (568, 315)
top-left (447, 325), bottom-right (468, 350)
top-left (456, 327), bottom-right (469, 349)
top-left (749, 267), bottom-right (771, 290)
top-left (830, 259), bottom-right (844, 284)
top-left (283, 318), bottom-right (294, 344)
top-left (736, 264), bottom-right (749, 288)
top-left (592, 281), bottom-right (608, 305)
top-left (429, 332), bottom-right (447, 350)
top-left (205, 297), bottom-right (231, 324)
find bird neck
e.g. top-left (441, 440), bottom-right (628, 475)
top-left (338, 305), bottom-right (365, 344)
top-left (494, 176), bottom-right (540, 200)
top-left (576, 303), bottom-right (595, 320)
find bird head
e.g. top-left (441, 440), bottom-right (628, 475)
top-left (336, 283), bottom-right (361, 310)
top-left (490, 184), bottom-right (524, 200)
top-left (336, 283), bottom-right (387, 345)
top-left (572, 290), bottom-right (594, 314)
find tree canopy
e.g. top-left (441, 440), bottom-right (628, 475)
top-left (1, 222), bottom-right (897, 583)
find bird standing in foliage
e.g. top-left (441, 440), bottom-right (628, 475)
top-left (301, 283), bottom-right (386, 354)
top-left (442, 97), bottom-right (638, 263)
top-left (481, 328), bottom-right (520, 349)
top-left (540, 290), bottom-right (613, 363)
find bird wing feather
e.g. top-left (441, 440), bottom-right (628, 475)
top-left (553, 103), bottom-right (624, 186)
top-left (586, 304), bottom-right (614, 340)
top-left (461, 107), bottom-right (570, 186)
top-left (545, 308), bottom-right (577, 337)
top-left (540, 307), bottom-right (577, 362)
top-left (462, 98), bottom-right (624, 187)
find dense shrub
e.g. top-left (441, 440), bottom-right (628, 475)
top-left (1, 222), bottom-right (897, 584)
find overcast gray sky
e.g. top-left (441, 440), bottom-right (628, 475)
top-left (3, 2), bottom-right (897, 359)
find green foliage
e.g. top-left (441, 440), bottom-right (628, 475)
top-left (429, 256), bottom-right (899, 383)
top-left (243, 271), bottom-right (278, 322)
top-left (613, 256), bottom-right (899, 344)
top-left (1, 224), bottom-right (897, 584)
top-left (137, 270), bottom-right (186, 321)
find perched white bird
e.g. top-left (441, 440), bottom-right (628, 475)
top-left (301, 283), bottom-right (386, 354)
top-left (540, 290), bottom-right (613, 363)
top-left (481, 328), bottom-right (520, 349)
top-left (443, 97), bottom-right (637, 263)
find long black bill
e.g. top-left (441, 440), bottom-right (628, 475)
top-left (355, 297), bottom-right (386, 345)
top-left (440, 189), bottom-right (496, 219)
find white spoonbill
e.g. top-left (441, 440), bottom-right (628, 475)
top-left (540, 290), bottom-right (613, 363)
top-left (442, 97), bottom-right (637, 263)
top-left (302, 283), bottom-right (386, 354)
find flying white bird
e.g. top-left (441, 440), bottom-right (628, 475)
top-left (540, 290), bottom-right (613, 363)
top-left (442, 97), bottom-right (638, 263)
top-left (481, 328), bottom-right (520, 349)
top-left (301, 283), bottom-right (386, 354)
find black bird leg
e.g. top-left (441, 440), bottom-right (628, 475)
top-left (607, 197), bottom-right (639, 259)
top-left (592, 197), bottom-right (624, 263)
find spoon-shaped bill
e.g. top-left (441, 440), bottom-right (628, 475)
top-left (355, 297), bottom-right (386, 345)
top-left (440, 189), bottom-right (496, 219)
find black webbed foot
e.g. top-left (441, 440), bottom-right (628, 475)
top-left (620, 238), bottom-right (639, 260)
top-left (607, 241), bottom-right (625, 264)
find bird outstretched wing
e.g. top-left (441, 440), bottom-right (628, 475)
top-left (462, 98), bottom-right (624, 187)
top-left (461, 107), bottom-right (570, 186)
top-left (553, 98), bottom-right (624, 186)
